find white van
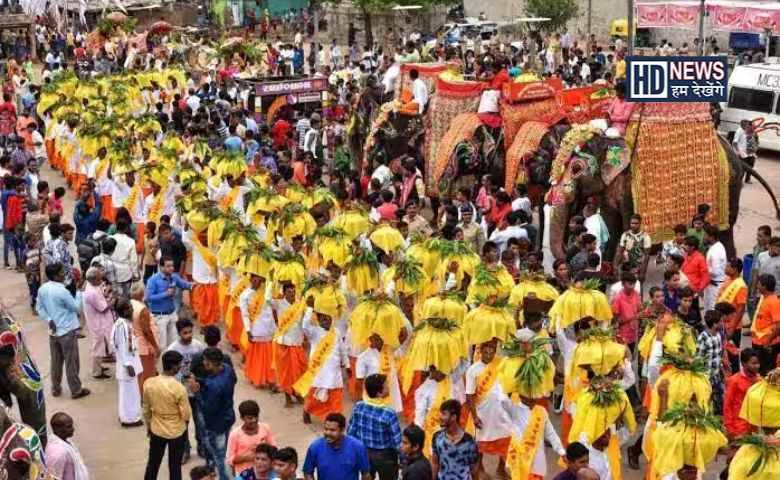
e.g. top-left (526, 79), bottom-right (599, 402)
top-left (720, 63), bottom-right (780, 152)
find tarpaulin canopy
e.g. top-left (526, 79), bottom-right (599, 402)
top-left (637, 1), bottom-right (780, 33)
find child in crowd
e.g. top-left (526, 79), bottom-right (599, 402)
top-left (272, 447), bottom-right (299, 480)
top-left (24, 232), bottom-right (41, 312)
top-left (143, 221), bottom-right (158, 282)
top-left (48, 186), bottom-right (65, 216)
top-left (227, 400), bottom-right (275, 475)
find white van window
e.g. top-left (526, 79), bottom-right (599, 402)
top-left (728, 87), bottom-right (774, 113)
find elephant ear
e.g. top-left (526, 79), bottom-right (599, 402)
top-left (600, 138), bottom-right (631, 186)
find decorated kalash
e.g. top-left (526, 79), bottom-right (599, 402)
top-left (39, 67), bottom-right (755, 480)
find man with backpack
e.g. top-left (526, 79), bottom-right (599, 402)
top-left (77, 219), bottom-right (110, 275)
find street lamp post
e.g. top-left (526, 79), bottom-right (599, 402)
top-left (697, 0), bottom-right (705, 56)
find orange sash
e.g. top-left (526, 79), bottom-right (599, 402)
top-left (361, 346), bottom-right (394, 407)
top-left (293, 328), bottom-right (338, 397)
top-left (148, 192), bottom-right (165, 224)
top-left (219, 186), bottom-right (241, 212)
top-left (192, 234), bottom-right (217, 273)
top-left (506, 405), bottom-right (546, 480)
top-left (124, 183), bottom-right (142, 213)
top-left (95, 157), bottom-right (110, 180)
top-left (466, 359), bottom-right (501, 434)
top-left (423, 377), bottom-right (451, 457)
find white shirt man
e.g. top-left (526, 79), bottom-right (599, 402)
top-left (411, 77), bottom-right (428, 114)
top-left (382, 61), bottom-right (401, 95)
top-left (506, 401), bottom-right (566, 477)
top-left (356, 342), bottom-right (403, 412)
top-left (371, 162), bottom-right (393, 189)
top-left (111, 230), bottom-right (139, 287)
top-left (111, 312), bottom-right (144, 424)
top-left (732, 123), bottom-right (749, 158)
top-left (301, 307), bottom-right (349, 390)
top-left (704, 238), bottom-right (727, 310)
top-left (239, 281), bottom-right (276, 341)
top-left (186, 93), bottom-right (201, 114)
top-left (465, 358), bottom-right (513, 445)
top-left (488, 225), bottom-right (529, 255)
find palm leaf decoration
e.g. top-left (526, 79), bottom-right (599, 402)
top-left (659, 401), bottom-right (723, 431)
top-left (578, 327), bottom-right (617, 342)
top-left (438, 239), bottom-right (476, 259)
top-left (660, 352), bottom-right (708, 374)
top-left (575, 277), bottom-right (603, 291)
top-left (473, 264), bottom-right (500, 288)
top-left (243, 180), bottom-right (279, 206)
top-left (272, 203), bottom-right (308, 229)
top-left (275, 250), bottom-right (306, 266)
top-left (413, 317), bottom-right (460, 332)
top-left (345, 246), bottom-right (380, 275)
top-left (587, 377), bottom-right (626, 407)
top-left (735, 435), bottom-right (780, 477)
top-left (502, 337), bottom-right (554, 358)
top-left (393, 257), bottom-right (425, 286)
top-left (505, 337), bottom-right (555, 391)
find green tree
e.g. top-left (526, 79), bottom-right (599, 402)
top-left (524, 0), bottom-right (579, 33)
top-left (321, 0), bottom-right (458, 48)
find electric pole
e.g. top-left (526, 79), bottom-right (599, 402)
top-left (697, 0), bottom-right (705, 55)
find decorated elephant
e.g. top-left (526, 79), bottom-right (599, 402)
top-left (360, 101), bottom-right (425, 173)
top-left (0, 311), bottom-right (47, 448)
top-left (544, 103), bottom-right (780, 263)
top-left (0, 309), bottom-right (51, 479)
top-left (0, 401), bottom-right (53, 479)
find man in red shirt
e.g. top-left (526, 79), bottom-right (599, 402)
top-left (681, 235), bottom-right (710, 306)
top-left (376, 190), bottom-right (398, 221)
top-left (723, 348), bottom-right (760, 439)
top-left (611, 273), bottom-right (642, 351)
top-left (490, 63), bottom-right (510, 91)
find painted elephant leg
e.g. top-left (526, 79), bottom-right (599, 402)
top-left (11, 378), bottom-right (47, 448)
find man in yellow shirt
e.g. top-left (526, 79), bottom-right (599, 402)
top-left (143, 350), bottom-right (192, 480)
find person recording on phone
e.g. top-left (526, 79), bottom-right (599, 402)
top-left (145, 255), bottom-right (192, 349)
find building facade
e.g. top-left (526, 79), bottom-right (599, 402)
top-left (463, 0), bottom-right (729, 49)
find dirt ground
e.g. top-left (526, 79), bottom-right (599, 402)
top-left (1, 148), bottom-right (778, 479)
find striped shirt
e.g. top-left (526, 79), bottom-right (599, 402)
top-left (296, 118), bottom-right (310, 148)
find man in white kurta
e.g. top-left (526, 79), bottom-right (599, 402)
top-left (111, 303), bottom-right (144, 426)
top-left (298, 303), bottom-right (350, 423)
top-left (355, 333), bottom-right (403, 412)
top-left (239, 275), bottom-right (277, 388)
top-left (506, 398), bottom-right (566, 478)
top-left (465, 340), bottom-right (513, 472)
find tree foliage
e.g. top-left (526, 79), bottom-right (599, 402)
top-left (524, 0), bottom-right (579, 33)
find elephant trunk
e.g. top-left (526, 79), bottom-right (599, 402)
top-left (547, 202), bottom-right (570, 261)
top-left (741, 160), bottom-right (780, 220)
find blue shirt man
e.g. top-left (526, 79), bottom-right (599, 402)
top-left (304, 413), bottom-right (371, 480)
top-left (145, 257), bottom-right (192, 314)
top-left (36, 271), bottom-right (80, 336)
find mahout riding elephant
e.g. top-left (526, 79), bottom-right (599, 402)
top-left (545, 125), bottom-right (780, 262)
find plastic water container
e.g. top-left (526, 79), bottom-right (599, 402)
top-left (743, 254), bottom-right (754, 284)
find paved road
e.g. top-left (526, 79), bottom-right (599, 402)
top-left (1, 149), bottom-right (778, 479)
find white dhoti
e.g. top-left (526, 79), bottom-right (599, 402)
top-left (118, 376), bottom-right (143, 423)
top-left (112, 317), bottom-right (145, 424)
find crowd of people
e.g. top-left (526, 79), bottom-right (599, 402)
top-left (1, 13), bottom-right (780, 480)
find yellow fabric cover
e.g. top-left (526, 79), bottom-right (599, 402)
top-left (651, 423), bottom-right (727, 478)
top-left (740, 380), bottom-right (780, 428)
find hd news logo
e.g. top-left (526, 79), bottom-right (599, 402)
top-left (626, 56), bottom-right (728, 102)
